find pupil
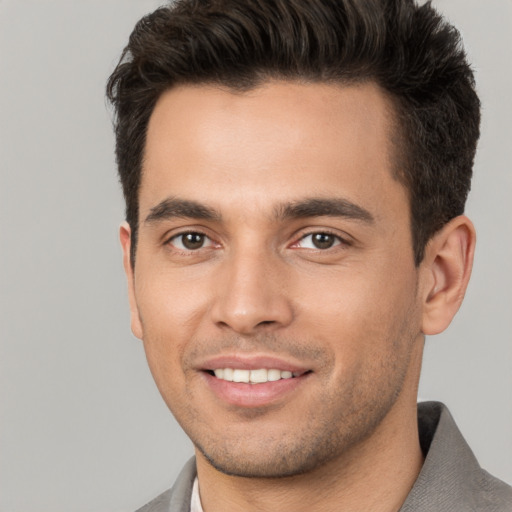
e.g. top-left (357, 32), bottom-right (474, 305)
top-left (183, 233), bottom-right (204, 249)
top-left (313, 233), bottom-right (334, 249)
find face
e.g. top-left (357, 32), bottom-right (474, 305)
top-left (123, 82), bottom-right (425, 478)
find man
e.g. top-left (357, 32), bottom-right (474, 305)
top-left (106, 0), bottom-right (512, 510)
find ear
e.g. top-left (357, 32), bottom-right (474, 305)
top-left (420, 215), bottom-right (476, 335)
top-left (120, 222), bottom-right (143, 340)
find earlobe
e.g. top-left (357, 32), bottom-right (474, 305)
top-left (120, 222), bottom-right (144, 340)
top-left (421, 215), bottom-right (476, 335)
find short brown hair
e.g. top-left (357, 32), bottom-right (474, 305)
top-left (106, 0), bottom-right (480, 265)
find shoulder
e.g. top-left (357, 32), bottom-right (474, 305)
top-left (135, 457), bottom-right (197, 512)
top-left (400, 402), bottom-right (512, 511)
top-left (471, 468), bottom-right (512, 512)
top-left (135, 488), bottom-right (173, 512)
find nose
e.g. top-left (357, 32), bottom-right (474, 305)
top-left (210, 247), bottom-right (294, 335)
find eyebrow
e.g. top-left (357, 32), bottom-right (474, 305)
top-left (144, 197), bottom-right (221, 224)
top-left (275, 197), bottom-right (375, 224)
top-left (144, 196), bottom-right (374, 225)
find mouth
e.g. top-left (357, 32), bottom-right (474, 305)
top-left (199, 356), bottom-right (313, 407)
top-left (205, 368), bottom-right (310, 383)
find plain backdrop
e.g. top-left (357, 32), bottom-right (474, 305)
top-left (0, 1), bottom-right (511, 511)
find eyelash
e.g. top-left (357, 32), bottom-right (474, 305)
top-left (165, 229), bottom-right (350, 253)
top-left (166, 231), bottom-right (217, 252)
top-left (293, 230), bottom-right (350, 250)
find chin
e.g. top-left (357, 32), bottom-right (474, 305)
top-left (198, 446), bottom-right (325, 479)
top-left (192, 419), bottom-right (376, 479)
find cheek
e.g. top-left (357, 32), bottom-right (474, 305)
top-left (295, 263), bottom-right (419, 358)
top-left (136, 266), bottom-right (212, 335)
top-left (134, 273), bottom-right (211, 387)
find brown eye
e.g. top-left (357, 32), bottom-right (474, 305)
top-left (171, 232), bottom-right (211, 251)
top-left (296, 232), bottom-right (342, 250)
top-left (182, 233), bottom-right (205, 249)
top-left (311, 233), bottom-right (336, 249)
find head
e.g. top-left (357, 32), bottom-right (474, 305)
top-left (107, 0), bottom-right (480, 267)
top-left (107, 0), bottom-right (479, 480)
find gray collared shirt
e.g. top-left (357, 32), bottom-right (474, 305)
top-left (136, 402), bottom-right (512, 512)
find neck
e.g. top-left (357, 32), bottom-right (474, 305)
top-left (196, 345), bottom-right (424, 512)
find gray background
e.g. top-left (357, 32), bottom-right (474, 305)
top-left (0, 1), bottom-right (510, 511)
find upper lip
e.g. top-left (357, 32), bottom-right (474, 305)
top-left (198, 354), bottom-right (311, 373)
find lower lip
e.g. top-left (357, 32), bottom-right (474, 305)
top-left (202, 372), bottom-right (310, 408)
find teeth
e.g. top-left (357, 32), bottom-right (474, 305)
top-left (250, 368), bottom-right (268, 383)
top-left (233, 369), bottom-right (250, 382)
top-left (212, 368), bottom-right (297, 383)
top-left (267, 369), bottom-right (281, 381)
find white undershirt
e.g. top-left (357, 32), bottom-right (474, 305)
top-left (190, 477), bottom-right (204, 512)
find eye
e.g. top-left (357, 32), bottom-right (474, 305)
top-left (296, 232), bottom-right (343, 250)
top-left (168, 232), bottom-right (215, 251)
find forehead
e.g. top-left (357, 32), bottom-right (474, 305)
top-left (140, 81), bottom-right (406, 223)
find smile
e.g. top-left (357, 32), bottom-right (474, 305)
top-left (211, 368), bottom-right (301, 383)
top-left (200, 356), bottom-right (312, 406)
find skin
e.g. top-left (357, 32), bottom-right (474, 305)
top-left (121, 81), bottom-right (475, 511)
